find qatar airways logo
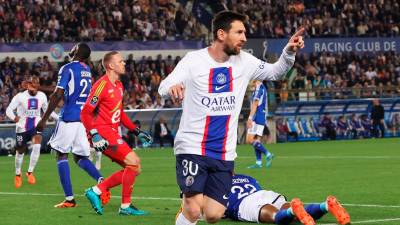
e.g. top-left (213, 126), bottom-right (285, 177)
top-left (201, 95), bottom-right (236, 112)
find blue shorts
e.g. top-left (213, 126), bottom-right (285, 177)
top-left (16, 128), bottom-right (38, 148)
top-left (176, 154), bottom-right (234, 206)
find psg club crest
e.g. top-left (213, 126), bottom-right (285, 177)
top-left (216, 73), bottom-right (227, 84)
top-left (185, 176), bottom-right (194, 187)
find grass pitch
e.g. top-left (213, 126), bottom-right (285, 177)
top-left (0, 138), bottom-right (399, 225)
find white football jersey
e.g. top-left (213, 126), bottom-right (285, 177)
top-left (159, 47), bottom-right (295, 161)
top-left (6, 90), bottom-right (57, 133)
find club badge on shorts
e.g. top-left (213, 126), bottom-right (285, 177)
top-left (185, 176), bottom-right (194, 187)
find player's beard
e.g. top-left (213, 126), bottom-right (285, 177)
top-left (223, 43), bottom-right (240, 56)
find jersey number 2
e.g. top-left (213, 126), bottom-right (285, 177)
top-left (79, 79), bottom-right (88, 97)
top-left (231, 184), bottom-right (257, 200)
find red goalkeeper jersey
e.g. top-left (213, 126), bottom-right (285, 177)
top-left (81, 74), bottom-right (136, 132)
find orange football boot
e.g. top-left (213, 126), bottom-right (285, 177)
top-left (14, 175), bottom-right (22, 188)
top-left (26, 172), bottom-right (36, 184)
top-left (290, 198), bottom-right (315, 225)
top-left (54, 199), bottom-right (77, 208)
top-left (327, 196), bottom-right (351, 225)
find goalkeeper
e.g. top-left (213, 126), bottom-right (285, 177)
top-left (80, 51), bottom-right (152, 216)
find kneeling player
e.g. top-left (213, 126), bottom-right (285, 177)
top-left (226, 174), bottom-right (350, 225)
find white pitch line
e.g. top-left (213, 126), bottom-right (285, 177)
top-left (1, 192), bottom-right (400, 209)
top-left (321, 217), bottom-right (400, 225)
top-left (0, 191), bottom-right (180, 201)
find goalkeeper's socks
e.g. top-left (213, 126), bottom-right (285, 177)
top-left (77, 158), bottom-right (102, 181)
top-left (273, 208), bottom-right (295, 224)
top-left (98, 169), bottom-right (124, 193)
top-left (121, 166), bottom-right (138, 204)
top-left (57, 159), bottom-right (73, 198)
top-left (305, 203), bottom-right (328, 220)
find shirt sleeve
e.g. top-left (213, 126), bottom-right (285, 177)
top-left (120, 110), bottom-right (137, 131)
top-left (56, 65), bottom-right (71, 90)
top-left (253, 85), bottom-right (263, 101)
top-left (158, 52), bottom-right (191, 97)
top-left (6, 94), bottom-right (20, 121)
top-left (248, 47), bottom-right (296, 81)
top-left (81, 79), bottom-right (107, 131)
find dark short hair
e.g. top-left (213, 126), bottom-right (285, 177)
top-left (212, 11), bottom-right (246, 40)
top-left (70, 42), bottom-right (91, 60)
top-left (102, 51), bottom-right (119, 70)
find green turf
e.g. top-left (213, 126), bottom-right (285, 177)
top-left (0, 138), bottom-right (399, 225)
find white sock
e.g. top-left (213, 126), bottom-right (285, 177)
top-left (176, 212), bottom-right (197, 225)
top-left (256, 160), bottom-right (262, 166)
top-left (15, 152), bottom-right (24, 175)
top-left (121, 203), bottom-right (130, 209)
top-left (92, 185), bottom-right (102, 195)
top-left (28, 144), bottom-right (41, 173)
top-left (65, 196), bottom-right (74, 201)
top-left (95, 151), bottom-right (102, 170)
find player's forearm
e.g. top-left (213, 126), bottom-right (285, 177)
top-left (158, 79), bottom-right (171, 98)
top-left (264, 47), bottom-right (296, 81)
top-left (5, 107), bottom-right (16, 121)
top-left (248, 102), bottom-right (258, 119)
top-left (80, 105), bottom-right (95, 131)
top-left (42, 92), bottom-right (62, 121)
top-left (121, 111), bottom-right (137, 131)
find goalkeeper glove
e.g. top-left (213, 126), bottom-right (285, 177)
top-left (132, 127), bottom-right (153, 147)
top-left (90, 129), bottom-right (109, 152)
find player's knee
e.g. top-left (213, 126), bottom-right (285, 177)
top-left (124, 153), bottom-right (140, 166)
top-left (183, 206), bottom-right (202, 221)
top-left (203, 212), bottom-right (224, 224)
top-left (125, 164), bottom-right (141, 175)
top-left (56, 151), bottom-right (68, 161)
top-left (72, 154), bottom-right (86, 164)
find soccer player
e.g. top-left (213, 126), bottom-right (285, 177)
top-left (82, 51), bottom-right (152, 216)
top-left (158, 11), bottom-right (304, 225)
top-left (36, 43), bottom-right (104, 208)
top-left (6, 76), bottom-right (58, 188)
top-left (225, 174), bottom-right (351, 225)
top-left (246, 80), bottom-right (273, 169)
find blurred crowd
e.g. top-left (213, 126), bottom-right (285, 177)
top-left (0, 0), bottom-right (207, 43)
top-left (0, 53), bottom-right (183, 122)
top-left (274, 51), bottom-right (400, 102)
top-left (1, 0), bottom-right (399, 43)
top-left (227, 0), bottom-right (400, 38)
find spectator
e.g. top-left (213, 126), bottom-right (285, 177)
top-left (370, 99), bottom-right (385, 138)
top-left (320, 114), bottom-right (336, 140)
top-left (154, 116), bottom-right (174, 148)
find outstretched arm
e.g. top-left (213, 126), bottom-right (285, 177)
top-left (36, 88), bottom-right (64, 132)
top-left (251, 28), bottom-right (305, 81)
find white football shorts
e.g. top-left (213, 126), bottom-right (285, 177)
top-left (48, 121), bottom-right (90, 156)
top-left (247, 122), bottom-right (265, 136)
top-left (238, 190), bottom-right (287, 223)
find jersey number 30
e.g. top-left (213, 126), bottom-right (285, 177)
top-left (231, 184), bottom-right (257, 200)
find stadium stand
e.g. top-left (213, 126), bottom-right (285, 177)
top-left (0, 0), bottom-right (399, 145)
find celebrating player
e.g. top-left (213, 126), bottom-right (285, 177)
top-left (225, 174), bottom-right (351, 225)
top-left (6, 76), bottom-right (58, 188)
top-left (246, 80), bottom-right (274, 169)
top-left (158, 10), bottom-right (304, 225)
top-left (36, 43), bottom-right (104, 208)
top-left (82, 51), bottom-right (152, 216)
